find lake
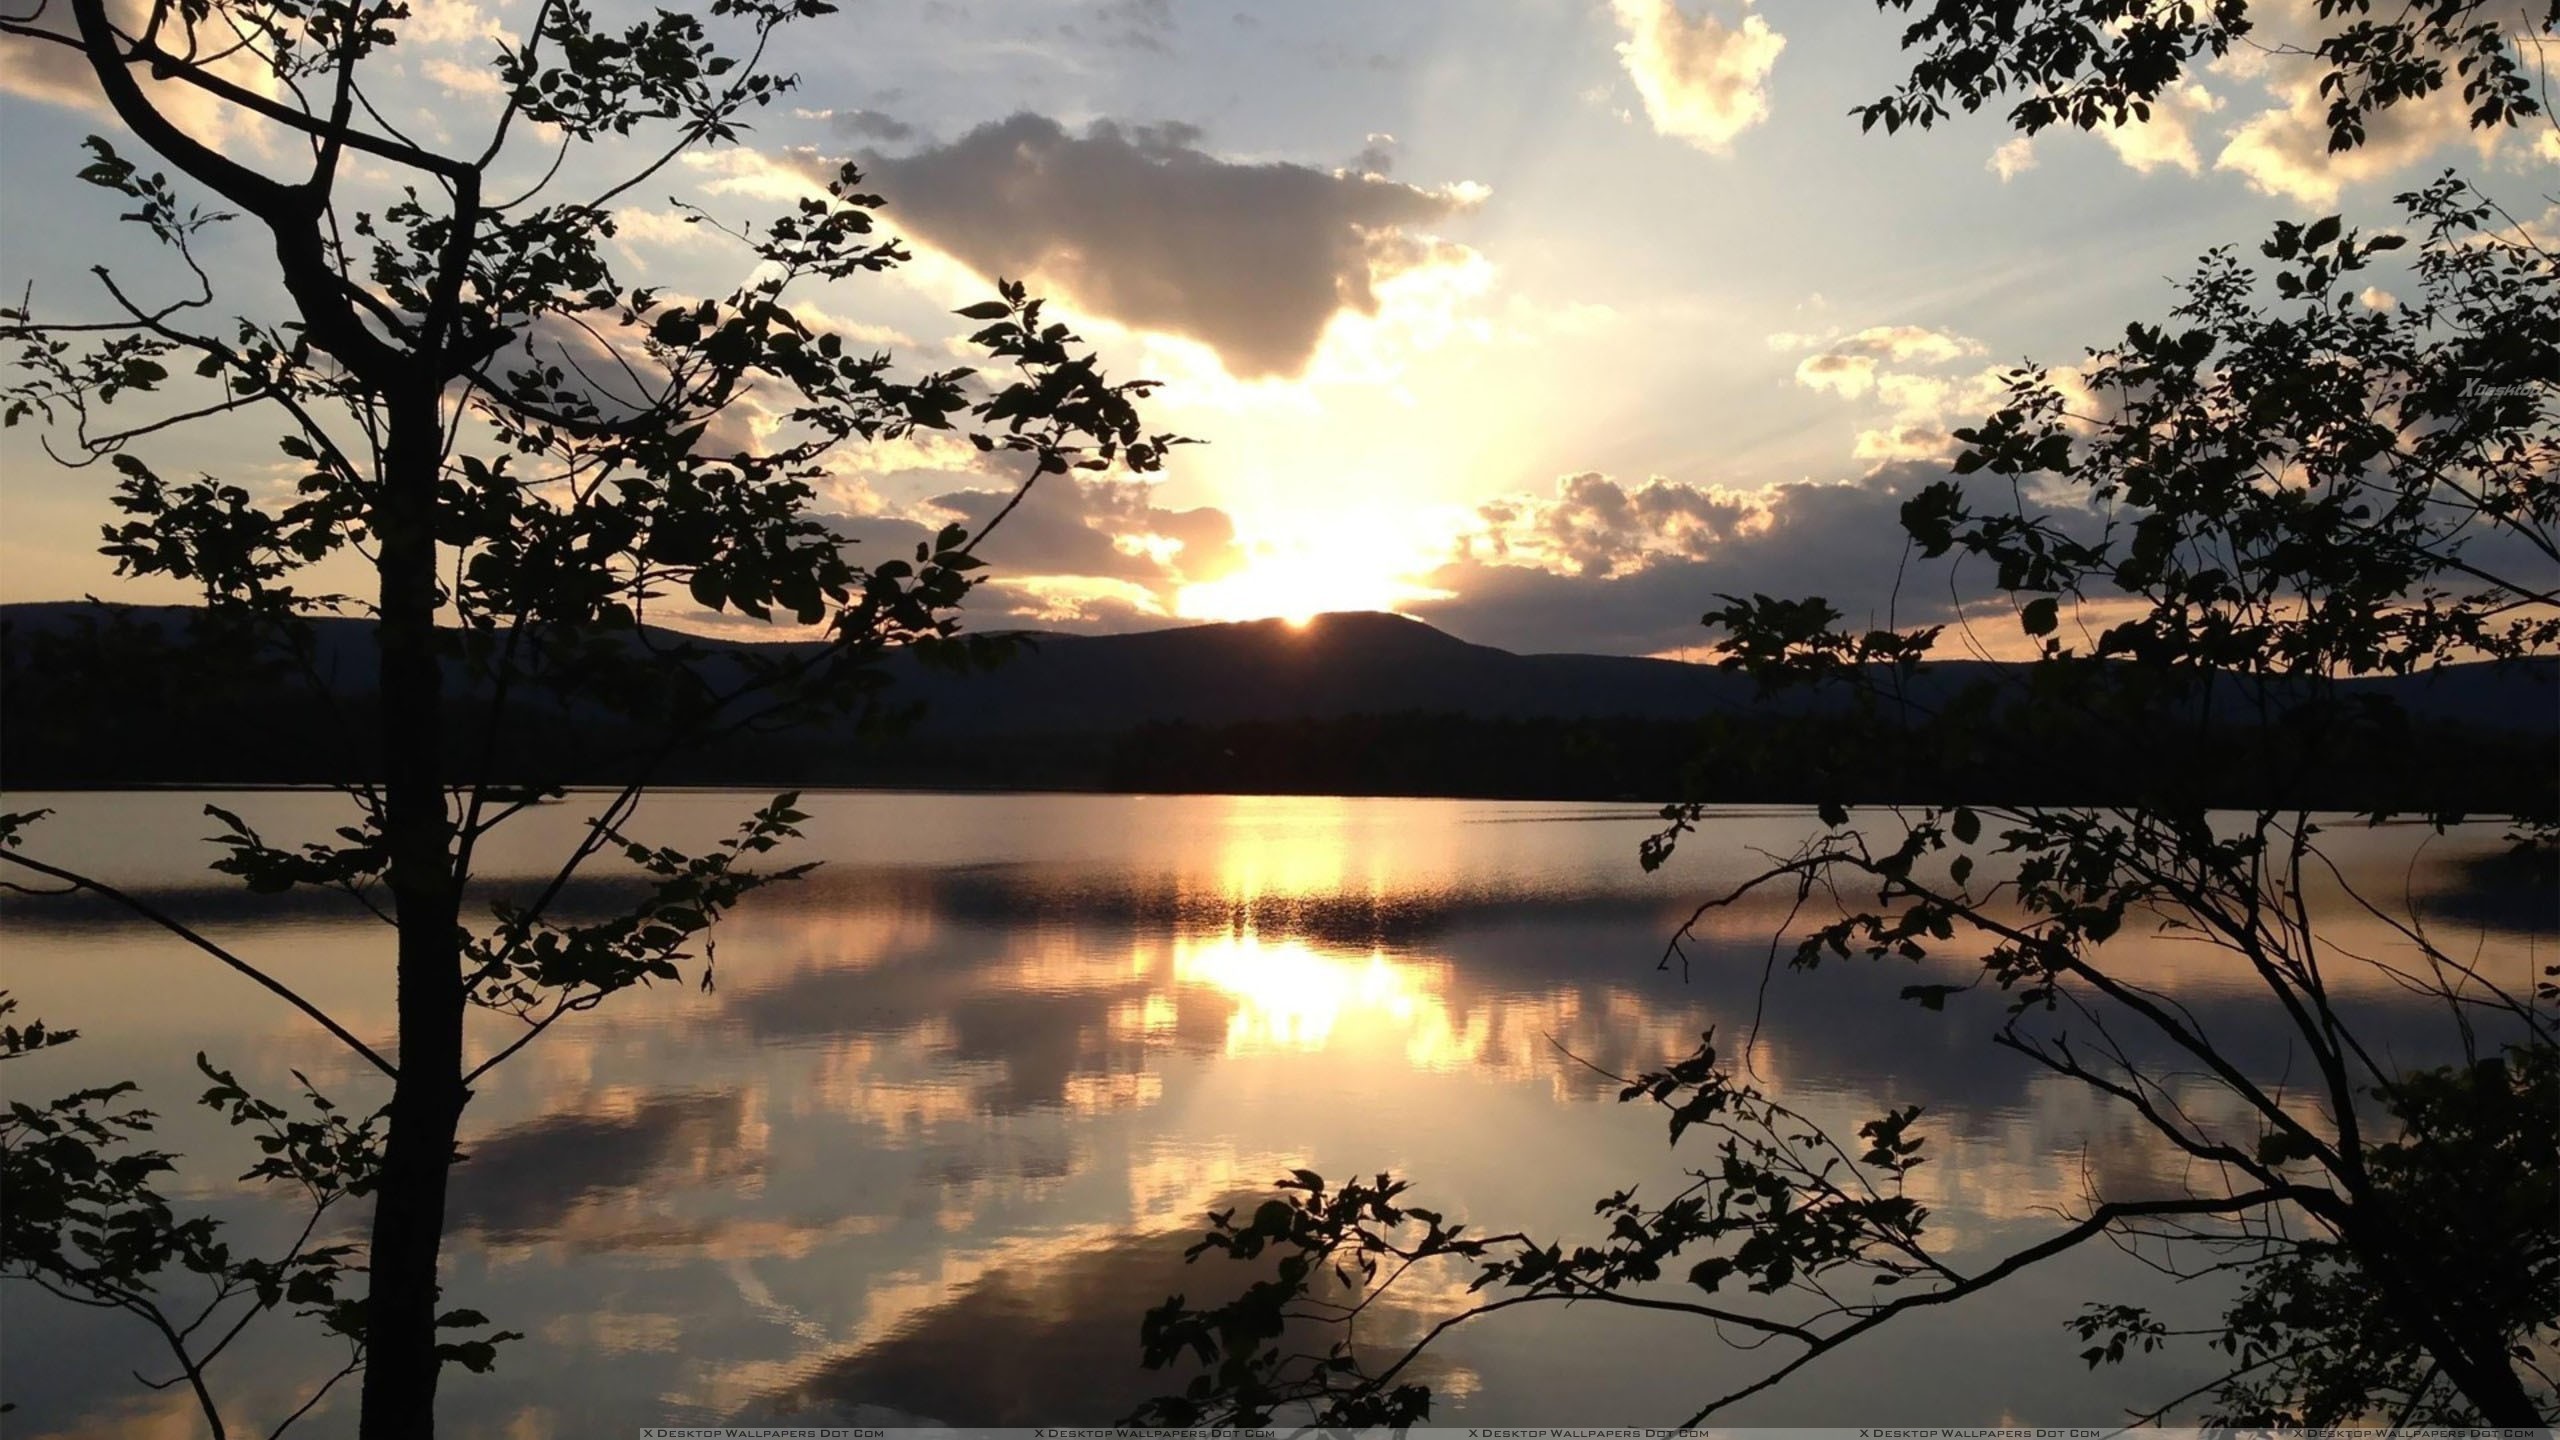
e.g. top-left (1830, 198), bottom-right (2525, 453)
top-left (1, 790), bottom-right (2545, 1435)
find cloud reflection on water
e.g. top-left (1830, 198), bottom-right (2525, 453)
top-left (0, 792), bottom-right (2544, 1434)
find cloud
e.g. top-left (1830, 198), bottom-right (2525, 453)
top-left (1783, 324), bottom-right (2009, 464)
top-left (1989, 4), bottom-right (2532, 195)
top-left (855, 114), bottom-right (1483, 378)
top-left (829, 473), bottom-right (1246, 633)
top-left (421, 57), bottom-right (507, 98)
top-left (1461, 472), bottom-right (1757, 579)
top-left (2514, 204), bottom-right (2559, 252)
top-left (449, 1090), bottom-right (758, 1241)
top-left (745, 1196), bottom-right (1471, 1428)
top-left (1418, 463), bottom-right (1995, 654)
top-left (1347, 132), bottom-right (1398, 179)
top-left (1055, 0), bottom-right (1179, 53)
top-left (1830, 326), bottom-right (1982, 364)
top-left (1862, 368), bottom-right (2012, 462)
top-left (1414, 460), bottom-right (2115, 655)
top-left (402, 0), bottom-right (508, 48)
top-left (822, 107), bottom-right (918, 142)
top-left (1095, 0), bottom-right (1177, 52)
top-left (0, 0), bottom-right (290, 149)
top-left (2200, 0), bottom-right (2522, 206)
top-left (1791, 357), bottom-right (1879, 400)
top-left (1851, 417), bottom-right (1968, 464)
top-left (1792, 326), bottom-right (1985, 401)
top-left (2, 0), bottom-right (514, 159)
top-left (1609, 0), bottom-right (1785, 154)
top-left (2096, 81), bottom-right (2223, 175)
top-left (2215, 70), bottom-right (2490, 206)
top-left (1988, 136), bottom-right (2038, 182)
top-left (931, 477), bottom-right (1240, 589)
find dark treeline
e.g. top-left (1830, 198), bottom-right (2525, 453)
top-left (6, 603), bottom-right (2551, 812)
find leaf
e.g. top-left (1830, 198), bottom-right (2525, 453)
top-left (2020, 597), bottom-right (2059, 637)
top-left (1951, 806), bottom-right (1980, 845)
top-left (435, 1332), bottom-right (524, 1373)
top-left (954, 300), bottom-right (1011, 321)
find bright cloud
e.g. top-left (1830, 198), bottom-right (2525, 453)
top-left (1792, 326), bottom-right (1985, 401)
top-left (1987, 136), bottom-right (2038, 181)
top-left (2098, 81), bottom-right (2223, 175)
top-left (1609, 0), bottom-right (1786, 154)
top-left (2216, 69), bottom-right (2491, 206)
top-left (0, 0), bottom-right (289, 152)
top-left (421, 58), bottom-right (509, 99)
top-left (1791, 325), bottom-right (2003, 464)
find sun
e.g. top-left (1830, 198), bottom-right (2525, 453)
top-left (1175, 546), bottom-right (1444, 626)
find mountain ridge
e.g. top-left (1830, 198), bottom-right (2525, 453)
top-left (4, 601), bottom-right (2552, 802)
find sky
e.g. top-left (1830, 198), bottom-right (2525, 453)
top-left (0, 0), bottom-right (2553, 656)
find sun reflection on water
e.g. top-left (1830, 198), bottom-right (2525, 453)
top-left (1173, 931), bottom-right (1442, 1053)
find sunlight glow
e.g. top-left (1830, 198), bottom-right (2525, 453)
top-left (1174, 542), bottom-right (1448, 625)
top-left (1174, 932), bottom-right (1435, 1053)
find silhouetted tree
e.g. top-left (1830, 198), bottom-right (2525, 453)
top-left (0, 0), bottom-right (1177, 1433)
top-left (2, 986), bottom-right (380, 1436)
top-left (1857, 0), bottom-right (2555, 148)
top-left (1130, 5), bottom-right (2556, 1428)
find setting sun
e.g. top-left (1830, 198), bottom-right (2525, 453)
top-left (1174, 536), bottom-right (1449, 626)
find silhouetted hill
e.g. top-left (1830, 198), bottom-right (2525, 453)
top-left (881, 611), bottom-right (1763, 731)
top-left (3, 601), bottom-right (2553, 806)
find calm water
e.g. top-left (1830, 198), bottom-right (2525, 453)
top-left (1, 791), bottom-right (2545, 1435)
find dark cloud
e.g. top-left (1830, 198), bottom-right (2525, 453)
top-left (1419, 462), bottom-right (2068, 655)
top-left (1347, 131), bottom-right (1398, 178)
top-left (929, 477), bottom-right (1234, 584)
top-left (449, 1090), bottom-right (756, 1241)
top-left (727, 1201), bottom-right (1470, 1426)
top-left (859, 114), bottom-right (1473, 377)
top-left (1096, 0), bottom-right (1175, 52)
top-left (825, 473), bottom-right (1245, 634)
top-left (1478, 472), bottom-right (1756, 578)
top-left (828, 108), bottom-right (916, 143)
top-left (1057, 0), bottom-right (1178, 52)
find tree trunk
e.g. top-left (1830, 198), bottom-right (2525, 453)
top-left (2428, 1312), bottom-right (2546, 1425)
top-left (359, 386), bottom-right (466, 1440)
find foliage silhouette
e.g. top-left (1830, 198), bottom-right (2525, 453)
top-left (1859, 0), bottom-right (2555, 148)
top-left (2, 983), bottom-right (387, 1438)
top-left (0, 0), bottom-right (1178, 1433)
